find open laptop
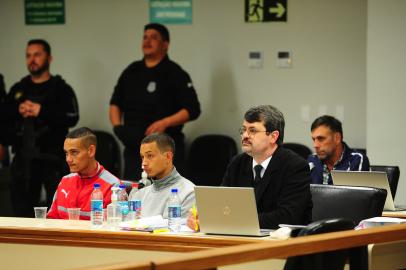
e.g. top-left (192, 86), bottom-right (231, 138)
top-left (331, 170), bottom-right (406, 211)
top-left (194, 186), bottom-right (272, 237)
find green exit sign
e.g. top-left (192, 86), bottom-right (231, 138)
top-left (25, 0), bottom-right (65, 25)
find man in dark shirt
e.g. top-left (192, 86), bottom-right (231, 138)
top-left (2, 39), bottom-right (79, 217)
top-left (0, 74), bottom-right (7, 166)
top-left (307, 115), bottom-right (370, 185)
top-left (110, 23), bottom-right (200, 180)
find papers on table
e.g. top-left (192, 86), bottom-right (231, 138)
top-left (120, 215), bottom-right (168, 232)
top-left (356, 217), bottom-right (406, 229)
top-left (119, 215), bottom-right (193, 233)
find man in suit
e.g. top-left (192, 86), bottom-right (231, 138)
top-left (188, 105), bottom-right (312, 230)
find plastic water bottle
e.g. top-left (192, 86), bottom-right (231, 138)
top-left (118, 184), bottom-right (129, 221)
top-left (91, 183), bottom-right (103, 228)
top-left (168, 188), bottom-right (181, 233)
top-left (139, 170), bottom-right (151, 189)
top-left (107, 187), bottom-right (122, 230)
top-left (128, 183), bottom-right (142, 220)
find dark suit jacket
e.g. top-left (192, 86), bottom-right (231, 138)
top-left (222, 146), bottom-right (313, 229)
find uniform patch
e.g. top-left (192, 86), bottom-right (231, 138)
top-left (147, 81), bottom-right (156, 93)
top-left (14, 91), bottom-right (23, 100)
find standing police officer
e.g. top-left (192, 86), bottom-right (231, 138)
top-left (110, 23), bottom-right (200, 180)
top-left (3, 39), bottom-right (79, 217)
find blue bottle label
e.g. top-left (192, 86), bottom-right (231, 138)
top-left (168, 205), bottom-right (181, 218)
top-left (91, 200), bottom-right (103, 211)
top-left (129, 200), bottom-right (142, 211)
top-left (119, 201), bottom-right (129, 215)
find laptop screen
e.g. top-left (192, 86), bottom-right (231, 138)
top-left (331, 170), bottom-right (395, 211)
top-left (194, 186), bottom-right (268, 236)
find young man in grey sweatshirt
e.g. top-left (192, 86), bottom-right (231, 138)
top-left (134, 132), bottom-right (195, 219)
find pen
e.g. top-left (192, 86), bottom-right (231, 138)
top-left (192, 204), bottom-right (199, 231)
top-left (153, 228), bottom-right (170, 234)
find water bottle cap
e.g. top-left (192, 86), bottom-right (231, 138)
top-left (119, 184), bottom-right (125, 189)
top-left (171, 188), bottom-right (178, 193)
top-left (94, 183), bottom-right (100, 188)
top-left (132, 183), bottom-right (139, 188)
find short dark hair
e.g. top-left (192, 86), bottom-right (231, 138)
top-left (244, 105), bottom-right (285, 145)
top-left (141, 132), bottom-right (175, 154)
top-left (311, 115), bottom-right (343, 139)
top-left (66, 127), bottom-right (97, 148)
top-left (27, 39), bottom-right (51, 55)
top-left (144, 23), bottom-right (170, 42)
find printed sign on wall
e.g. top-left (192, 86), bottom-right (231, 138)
top-left (25, 0), bottom-right (65, 25)
top-left (150, 0), bottom-right (192, 24)
top-left (245, 0), bottom-right (287, 22)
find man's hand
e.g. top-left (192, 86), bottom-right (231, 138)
top-left (145, 118), bottom-right (169, 135)
top-left (18, 102), bottom-right (30, 118)
top-left (18, 100), bottom-right (41, 118)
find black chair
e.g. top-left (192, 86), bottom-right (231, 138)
top-left (370, 165), bottom-right (400, 199)
top-left (353, 148), bottom-right (367, 156)
top-left (311, 184), bottom-right (387, 225)
top-left (310, 185), bottom-right (387, 270)
top-left (94, 130), bottom-right (121, 178)
top-left (186, 135), bottom-right (237, 186)
top-left (284, 218), bottom-right (355, 270)
top-left (282, 143), bottom-right (312, 160)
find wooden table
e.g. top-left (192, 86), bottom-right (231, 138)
top-left (0, 217), bottom-right (271, 270)
top-left (382, 210), bottom-right (406, 218)
top-left (1, 217), bottom-right (406, 270)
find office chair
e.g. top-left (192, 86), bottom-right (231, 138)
top-left (353, 148), bottom-right (367, 156)
top-left (370, 165), bottom-right (400, 199)
top-left (186, 135), bottom-right (237, 186)
top-left (94, 130), bottom-right (121, 178)
top-left (310, 184), bottom-right (386, 270)
top-left (310, 184), bottom-right (387, 225)
top-left (284, 218), bottom-right (355, 270)
top-left (282, 143), bottom-right (312, 160)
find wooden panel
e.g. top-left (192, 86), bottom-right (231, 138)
top-left (150, 224), bottom-right (406, 270)
top-left (369, 240), bottom-right (406, 270)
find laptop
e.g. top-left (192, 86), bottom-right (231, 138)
top-left (194, 186), bottom-right (272, 237)
top-left (331, 170), bottom-right (406, 211)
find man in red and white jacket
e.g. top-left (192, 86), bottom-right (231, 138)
top-left (47, 127), bottom-right (120, 220)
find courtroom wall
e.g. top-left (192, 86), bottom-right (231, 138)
top-left (0, 0), bottom-right (367, 151)
top-left (367, 0), bottom-right (406, 205)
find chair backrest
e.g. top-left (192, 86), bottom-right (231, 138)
top-left (94, 130), bottom-right (121, 178)
top-left (186, 135), bottom-right (237, 186)
top-left (352, 148), bottom-right (367, 156)
top-left (370, 165), bottom-right (400, 199)
top-left (282, 143), bottom-right (312, 160)
top-left (284, 218), bottom-right (355, 270)
top-left (310, 184), bottom-right (387, 225)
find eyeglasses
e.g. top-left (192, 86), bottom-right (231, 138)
top-left (239, 127), bottom-right (269, 136)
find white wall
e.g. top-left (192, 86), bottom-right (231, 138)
top-left (367, 0), bottom-right (406, 205)
top-left (0, 0), bottom-right (367, 152)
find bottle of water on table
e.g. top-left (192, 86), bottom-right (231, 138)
top-left (118, 184), bottom-right (129, 221)
top-left (128, 183), bottom-right (142, 220)
top-left (91, 183), bottom-right (103, 228)
top-left (168, 188), bottom-right (181, 233)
